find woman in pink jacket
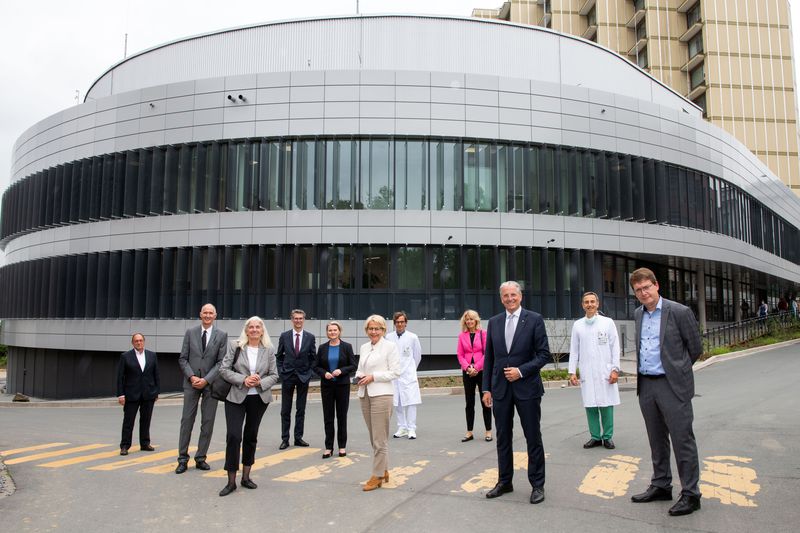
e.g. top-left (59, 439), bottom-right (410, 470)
top-left (456, 309), bottom-right (492, 442)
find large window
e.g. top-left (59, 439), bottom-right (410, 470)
top-left (688, 32), bottom-right (703, 58)
top-left (690, 63), bottom-right (705, 90)
top-left (686, 2), bottom-right (701, 27)
top-left (2, 135), bottom-right (798, 267)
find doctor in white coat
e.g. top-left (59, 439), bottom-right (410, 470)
top-left (385, 311), bottom-right (422, 439)
top-left (568, 292), bottom-right (621, 450)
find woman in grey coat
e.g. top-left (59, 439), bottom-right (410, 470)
top-left (218, 316), bottom-right (279, 496)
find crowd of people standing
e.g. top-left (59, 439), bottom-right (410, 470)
top-left (115, 268), bottom-right (705, 517)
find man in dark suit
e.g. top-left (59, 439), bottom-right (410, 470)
top-left (630, 267), bottom-right (704, 516)
top-left (117, 333), bottom-right (160, 456)
top-left (482, 281), bottom-right (551, 504)
top-left (276, 309), bottom-right (316, 449)
top-left (175, 303), bottom-right (228, 474)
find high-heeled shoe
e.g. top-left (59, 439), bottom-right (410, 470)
top-left (338, 450), bottom-right (347, 457)
top-left (363, 476), bottom-right (383, 491)
top-left (322, 451), bottom-right (332, 459)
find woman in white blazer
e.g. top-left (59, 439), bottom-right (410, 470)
top-left (355, 314), bottom-right (401, 491)
top-left (218, 316), bottom-right (279, 497)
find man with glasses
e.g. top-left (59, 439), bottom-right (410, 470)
top-left (629, 268), bottom-right (703, 516)
top-left (385, 311), bottom-right (422, 439)
top-left (276, 309), bottom-right (316, 449)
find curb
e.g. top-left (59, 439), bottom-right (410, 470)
top-left (0, 457), bottom-right (16, 499)
top-left (693, 338), bottom-right (800, 371)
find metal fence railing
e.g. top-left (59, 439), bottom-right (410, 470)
top-left (702, 312), bottom-right (797, 354)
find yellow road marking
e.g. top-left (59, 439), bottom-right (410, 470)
top-left (88, 447), bottom-right (186, 471)
top-left (274, 453), bottom-right (368, 482)
top-left (700, 456), bottom-right (760, 507)
top-left (39, 446), bottom-right (141, 467)
top-left (0, 443), bottom-right (70, 457)
top-left (4, 444), bottom-right (111, 465)
top-left (455, 452), bottom-right (531, 493)
top-left (139, 450), bottom-right (226, 474)
top-left (203, 448), bottom-right (320, 478)
top-left (382, 460), bottom-right (430, 489)
top-left (578, 454), bottom-right (641, 499)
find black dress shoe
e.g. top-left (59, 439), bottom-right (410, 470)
top-left (322, 452), bottom-right (332, 459)
top-left (603, 439), bottom-right (615, 449)
top-left (175, 463), bottom-right (188, 474)
top-left (668, 495), bottom-right (701, 516)
top-left (279, 440), bottom-right (289, 450)
top-left (294, 438), bottom-right (310, 447)
top-left (219, 483), bottom-right (237, 497)
top-left (461, 434), bottom-right (474, 442)
top-left (240, 478), bottom-right (258, 490)
top-left (530, 487), bottom-right (545, 504)
top-left (631, 485), bottom-right (673, 503)
top-left (338, 451), bottom-right (347, 457)
top-left (140, 444), bottom-right (155, 451)
top-left (195, 460), bottom-right (211, 471)
top-left (119, 447), bottom-right (129, 456)
top-left (486, 482), bottom-right (514, 499)
top-left (583, 439), bottom-right (602, 449)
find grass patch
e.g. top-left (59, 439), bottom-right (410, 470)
top-left (0, 344), bottom-right (6, 369)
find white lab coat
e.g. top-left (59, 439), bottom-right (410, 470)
top-left (385, 330), bottom-right (422, 406)
top-left (568, 315), bottom-right (621, 408)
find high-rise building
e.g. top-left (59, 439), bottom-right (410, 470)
top-left (473, 1), bottom-right (800, 195)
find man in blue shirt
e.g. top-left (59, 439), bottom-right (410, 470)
top-left (630, 267), bottom-right (703, 517)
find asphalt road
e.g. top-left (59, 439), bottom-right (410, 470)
top-left (1, 344), bottom-right (799, 533)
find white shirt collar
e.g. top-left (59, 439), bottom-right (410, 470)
top-left (506, 308), bottom-right (521, 320)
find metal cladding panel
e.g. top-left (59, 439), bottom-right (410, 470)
top-left (86, 16), bottom-right (680, 108)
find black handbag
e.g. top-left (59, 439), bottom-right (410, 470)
top-left (210, 346), bottom-right (241, 401)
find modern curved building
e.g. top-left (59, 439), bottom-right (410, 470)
top-left (2, 15), bottom-right (799, 398)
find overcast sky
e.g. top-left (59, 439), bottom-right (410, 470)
top-left (1, 0), bottom-right (799, 207)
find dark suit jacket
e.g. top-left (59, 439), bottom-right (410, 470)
top-left (116, 349), bottom-right (160, 401)
top-left (178, 325), bottom-right (228, 389)
top-left (313, 341), bottom-right (358, 385)
top-left (276, 330), bottom-right (317, 384)
top-left (634, 297), bottom-right (703, 402)
top-left (482, 308), bottom-right (551, 401)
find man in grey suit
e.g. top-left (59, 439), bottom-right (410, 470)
top-left (175, 303), bottom-right (228, 474)
top-left (630, 268), bottom-right (703, 516)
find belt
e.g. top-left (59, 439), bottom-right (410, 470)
top-left (638, 373), bottom-right (666, 379)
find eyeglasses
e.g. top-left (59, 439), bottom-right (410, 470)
top-left (634, 283), bottom-right (656, 295)
top-left (367, 327), bottom-right (383, 332)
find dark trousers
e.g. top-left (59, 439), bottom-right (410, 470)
top-left (462, 370), bottom-right (492, 432)
top-left (321, 383), bottom-right (350, 450)
top-left (178, 386), bottom-right (218, 463)
top-left (638, 376), bottom-right (700, 497)
top-left (120, 399), bottom-right (155, 449)
top-left (224, 395), bottom-right (268, 472)
top-left (281, 377), bottom-right (309, 441)
top-left (493, 393), bottom-right (545, 488)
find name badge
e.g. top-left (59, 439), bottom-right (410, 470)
top-left (597, 332), bottom-right (608, 345)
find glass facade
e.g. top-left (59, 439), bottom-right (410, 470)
top-left (2, 136), bottom-right (797, 266)
top-left (3, 244), bottom-right (753, 321)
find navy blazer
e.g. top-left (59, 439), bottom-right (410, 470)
top-left (276, 330), bottom-right (317, 383)
top-left (116, 349), bottom-right (160, 401)
top-left (482, 308), bottom-right (551, 401)
top-left (313, 341), bottom-right (358, 385)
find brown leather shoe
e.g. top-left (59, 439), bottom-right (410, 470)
top-left (363, 476), bottom-right (383, 491)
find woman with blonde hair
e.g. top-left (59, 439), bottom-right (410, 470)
top-left (457, 309), bottom-right (492, 442)
top-left (355, 314), bottom-right (401, 491)
top-left (218, 316), bottom-right (279, 497)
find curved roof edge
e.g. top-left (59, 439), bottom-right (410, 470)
top-left (83, 13), bottom-right (699, 114)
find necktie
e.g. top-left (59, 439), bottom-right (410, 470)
top-left (505, 314), bottom-right (515, 352)
top-left (201, 330), bottom-right (207, 351)
top-left (294, 332), bottom-right (300, 354)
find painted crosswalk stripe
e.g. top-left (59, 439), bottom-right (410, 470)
top-left (0, 443), bottom-right (70, 457)
top-left (4, 444), bottom-right (111, 465)
top-left (700, 456), bottom-right (760, 507)
top-left (203, 448), bottom-right (320, 478)
top-left (88, 448), bottom-right (186, 471)
top-left (578, 454), bottom-right (641, 499)
top-left (383, 460), bottom-right (430, 489)
top-left (139, 450), bottom-right (226, 474)
top-left (454, 452), bottom-right (531, 493)
top-left (274, 453), bottom-right (367, 482)
top-left (39, 446), bottom-right (142, 468)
